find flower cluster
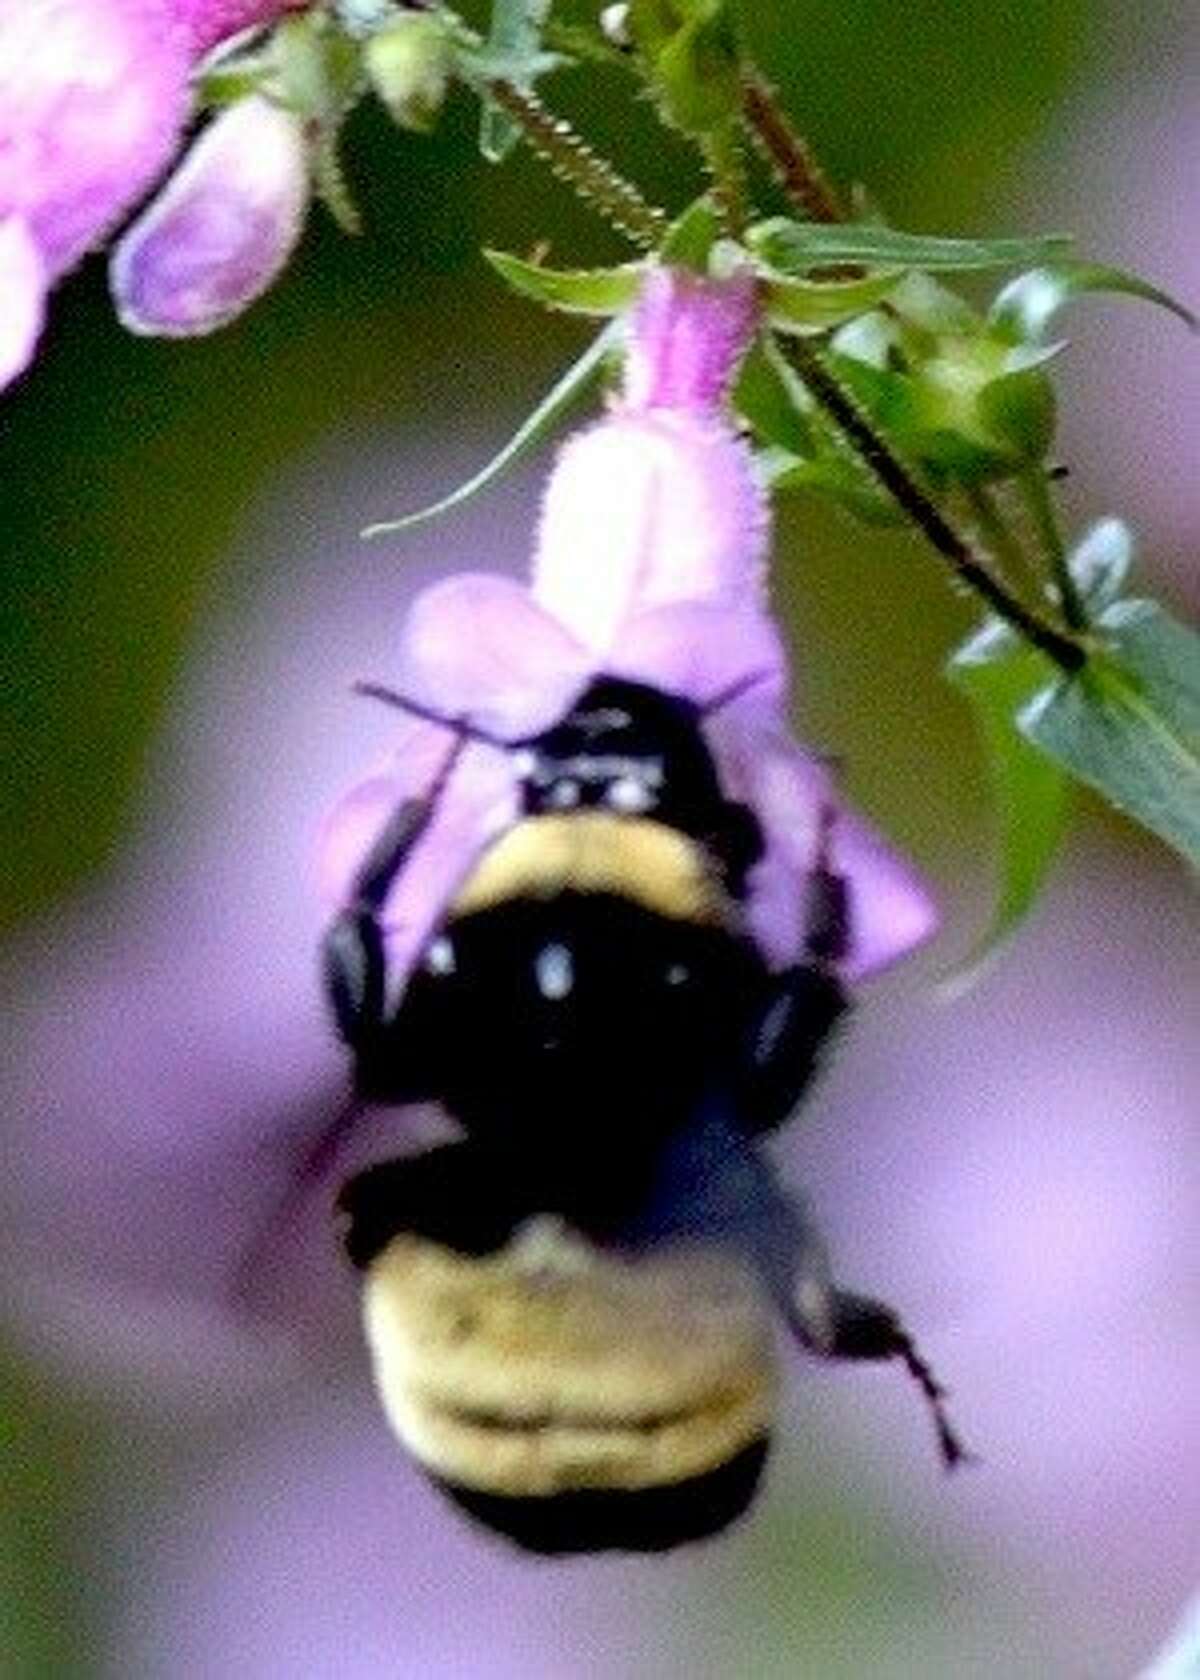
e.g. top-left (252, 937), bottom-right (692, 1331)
top-left (0, 0), bottom-right (305, 391)
top-left (320, 266), bottom-right (937, 990)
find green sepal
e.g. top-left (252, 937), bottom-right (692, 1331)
top-left (989, 261), bottom-right (1196, 344)
top-left (734, 338), bottom-right (816, 456)
top-left (974, 368), bottom-right (1057, 465)
top-left (1019, 601), bottom-right (1200, 866)
top-left (484, 249), bottom-right (643, 315)
top-left (760, 450), bottom-right (908, 526)
top-left (627, 0), bottom-right (741, 135)
top-left (194, 59), bottom-right (273, 108)
top-left (760, 267), bottom-right (904, 336)
top-left (945, 620), bottom-right (1069, 981)
top-left (747, 219), bottom-right (1072, 277)
top-left (658, 196), bottom-right (723, 269)
top-left (362, 322), bottom-right (621, 537)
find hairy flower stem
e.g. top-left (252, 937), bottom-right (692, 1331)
top-left (1020, 467), bottom-right (1089, 633)
top-left (739, 68), bottom-right (844, 223)
top-left (787, 339), bottom-right (1086, 672)
top-left (483, 80), bottom-right (668, 250)
top-left (965, 483), bottom-right (1041, 602)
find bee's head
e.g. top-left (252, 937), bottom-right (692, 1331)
top-left (516, 677), bottom-right (762, 888)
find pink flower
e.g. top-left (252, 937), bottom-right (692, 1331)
top-left (0, 0), bottom-right (302, 391)
top-left (322, 269), bottom-right (937, 988)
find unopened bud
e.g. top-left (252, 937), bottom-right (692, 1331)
top-left (110, 95), bottom-right (309, 337)
top-left (364, 14), bottom-right (452, 135)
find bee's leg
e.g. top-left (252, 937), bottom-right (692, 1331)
top-left (322, 739), bottom-right (465, 1053)
top-left (743, 805), bottom-right (852, 1132)
top-left (788, 1285), bottom-right (973, 1470)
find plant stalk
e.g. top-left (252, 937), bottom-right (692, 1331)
top-left (482, 80), bottom-right (668, 250)
top-left (1020, 467), bottom-right (1089, 633)
top-left (739, 67), bottom-right (844, 223)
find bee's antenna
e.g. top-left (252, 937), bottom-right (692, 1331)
top-left (699, 668), bottom-right (778, 718)
top-left (352, 681), bottom-right (509, 749)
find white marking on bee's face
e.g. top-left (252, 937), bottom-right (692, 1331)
top-left (665, 963), bottom-right (690, 987)
top-left (548, 778), bottom-right (581, 810)
top-left (535, 942), bottom-right (574, 1001)
top-left (425, 936), bottom-right (456, 977)
top-left (607, 775), bottom-right (654, 814)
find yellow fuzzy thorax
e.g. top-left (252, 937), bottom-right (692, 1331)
top-left (449, 812), bottom-right (732, 928)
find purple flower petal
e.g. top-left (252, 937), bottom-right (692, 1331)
top-left (110, 95), bottom-right (308, 338)
top-left (0, 0), bottom-right (191, 279)
top-left (319, 729), bottom-right (520, 996)
top-left (0, 214), bottom-right (45, 390)
top-left (394, 574), bottom-right (594, 740)
top-left (531, 412), bottom-right (769, 655)
top-left (169, 0), bottom-right (304, 54)
top-left (705, 700), bottom-right (938, 979)
top-left (611, 601), bottom-right (788, 708)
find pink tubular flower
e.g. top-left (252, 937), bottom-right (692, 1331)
top-left (321, 267), bottom-right (938, 988)
top-left (0, 0), bottom-right (302, 390)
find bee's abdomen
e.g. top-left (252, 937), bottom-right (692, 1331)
top-left (360, 1224), bottom-right (775, 1552)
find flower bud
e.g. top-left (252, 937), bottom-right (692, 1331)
top-left (364, 13), bottom-right (453, 134)
top-left (110, 95), bottom-right (308, 338)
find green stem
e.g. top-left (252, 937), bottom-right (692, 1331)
top-left (964, 483), bottom-right (1040, 599)
top-left (787, 340), bottom-right (1086, 672)
top-left (1020, 467), bottom-right (1089, 633)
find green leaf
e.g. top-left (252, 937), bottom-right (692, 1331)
top-left (1019, 601), bottom-right (1200, 865)
top-left (747, 219), bottom-right (1072, 277)
top-left (760, 267), bottom-right (904, 335)
top-left (989, 261), bottom-right (1196, 344)
top-left (946, 620), bottom-right (1069, 979)
top-left (479, 0), bottom-right (552, 161)
top-left (362, 322), bottom-right (620, 538)
top-left (483, 249), bottom-right (642, 315)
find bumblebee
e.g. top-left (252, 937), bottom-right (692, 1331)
top-left (314, 674), bottom-right (965, 1550)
